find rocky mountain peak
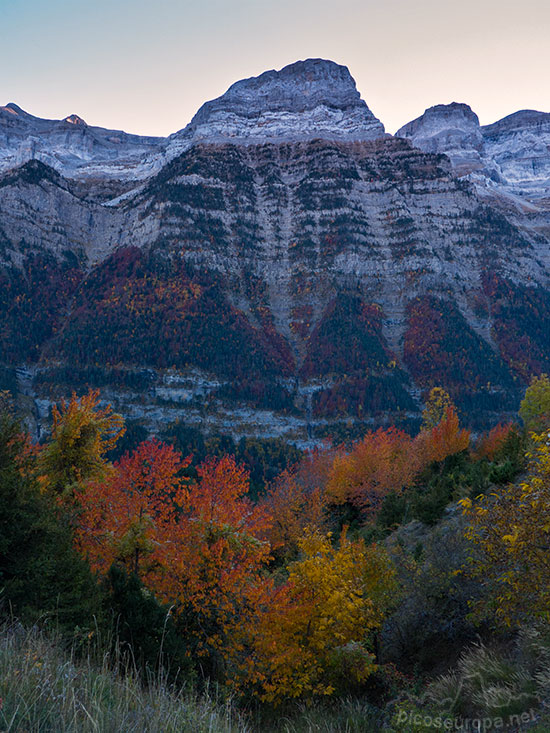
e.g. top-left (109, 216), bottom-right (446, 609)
top-left (396, 101), bottom-right (550, 239)
top-left (396, 102), bottom-right (484, 175)
top-left (0, 102), bottom-right (166, 185)
top-left (175, 58), bottom-right (386, 144)
top-left (194, 59), bottom-right (363, 116)
top-left (2, 103), bottom-right (27, 116)
top-left (397, 102), bottom-right (480, 138)
top-left (482, 109), bottom-right (550, 137)
top-left (481, 109), bottom-right (550, 205)
top-left (64, 114), bottom-right (87, 126)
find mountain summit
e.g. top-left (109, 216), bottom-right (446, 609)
top-left (396, 103), bottom-right (484, 175)
top-left (174, 58), bottom-right (386, 144)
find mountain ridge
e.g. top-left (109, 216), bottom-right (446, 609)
top-left (1, 59), bottom-right (549, 441)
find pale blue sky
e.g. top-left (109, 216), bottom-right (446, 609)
top-left (2, 0), bottom-right (549, 135)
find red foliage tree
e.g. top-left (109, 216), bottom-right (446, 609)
top-left (74, 438), bottom-right (189, 576)
top-left (75, 446), bottom-right (273, 663)
top-left (473, 422), bottom-right (517, 461)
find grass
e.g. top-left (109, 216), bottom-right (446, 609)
top-left (0, 621), bottom-right (247, 732)
top-left (258, 699), bottom-right (384, 732)
top-left (0, 621), bottom-right (387, 732)
top-left (5, 621), bottom-right (547, 731)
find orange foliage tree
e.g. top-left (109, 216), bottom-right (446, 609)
top-left (323, 393), bottom-right (470, 520)
top-left (74, 438), bottom-right (189, 576)
top-left (326, 427), bottom-right (422, 514)
top-left (417, 405), bottom-right (470, 465)
top-left (75, 446), bottom-right (274, 667)
top-left (260, 467), bottom-right (329, 559)
top-left (234, 529), bottom-right (397, 703)
top-left (151, 455), bottom-right (273, 661)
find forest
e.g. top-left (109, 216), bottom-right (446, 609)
top-left (1, 377), bottom-right (550, 732)
top-left (4, 243), bottom-right (549, 429)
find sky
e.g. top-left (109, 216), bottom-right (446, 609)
top-left (2, 0), bottom-right (549, 137)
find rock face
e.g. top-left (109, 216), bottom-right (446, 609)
top-left (397, 104), bottom-right (550, 248)
top-left (0, 102), bottom-right (166, 186)
top-left (396, 103), bottom-right (484, 176)
top-left (1, 59), bottom-right (550, 441)
top-left (0, 160), bottom-right (124, 265)
top-left (482, 110), bottom-right (550, 202)
top-left (173, 58), bottom-right (386, 146)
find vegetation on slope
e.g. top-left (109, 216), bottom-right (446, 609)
top-left (1, 376), bottom-right (550, 729)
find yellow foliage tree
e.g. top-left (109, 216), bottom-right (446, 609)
top-left (421, 387), bottom-right (454, 430)
top-left (237, 530), bottom-right (397, 703)
top-left (460, 432), bottom-right (550, 625)
top-left (519, 373), bottom-right (550, 434)
top-left (38, 389), bottom-right (124, 498)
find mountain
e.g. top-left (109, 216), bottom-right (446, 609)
top-left (1, 59), bottom-right (549, 442)
top-left (396, 103), bottom-right (484, 176)
top-left (171, 58), bottom-right (386, 146)
top-left (396, 104), bottom-right (550, 248)
top-left (397, 104), bottom-right (550, 202)
top-left (1, 59), bottom-right (385, 195)
top-left (0, 103), bottom-right (165, 195)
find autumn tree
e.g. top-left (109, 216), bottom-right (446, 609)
top-left (460, 431), bottom-right (550, 625)
top-left (0, 390), bottom-right (11, 413)
top-left (422, 387), bottom-right (454, 430)
top-left (38, 389), bottom-right (124, 498)
top-left (74, 438), bottom-right (189, 577)
top-left (0, 400), bottom-right (99, 629)
top-left (75, 448), bottom-right (273, 674)
top-left (418, 404), bottom-right (470, 466)
top-left (238, 529), bottom-right (397, 703)
top-left (473, 422), bottom-right (519, 462)
top-left (151, 455), bottom-right (273, 667)
top-left (260, 467), bottom-right (329, 560)
top-left (326, 427), bottom-right (422, 515)
top-left (321, 398), bottom-right (469, 523)
top-left (519, 373), bottom-right (550, 434)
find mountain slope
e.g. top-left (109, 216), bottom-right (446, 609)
top-left (1, 59), bottom-right (549, 439)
